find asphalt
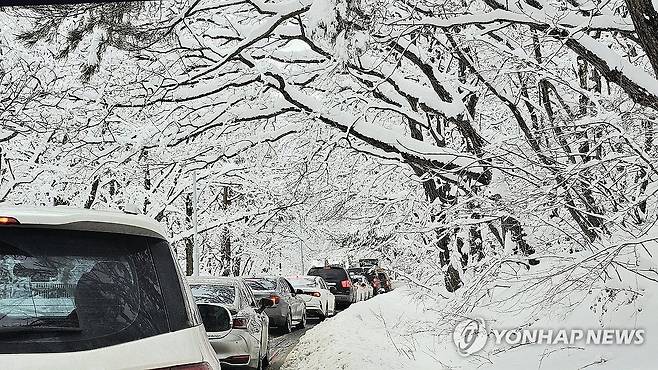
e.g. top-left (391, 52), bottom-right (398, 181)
top-left (266, 316), bottom-right (322, 370)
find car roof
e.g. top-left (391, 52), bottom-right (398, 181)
top-left (309, 265), bottom-right (346, 270)
top-left (287, 275), bottom-right (319, 280)
top-left (244, 275), bottom-right (280, 280)
top-left (186, 276), bottom-right (239, 285)
top-left (0, 205), bottom-right (168, 240)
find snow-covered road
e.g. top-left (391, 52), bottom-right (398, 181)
top-left (268, 317), bottom-right (324, 370)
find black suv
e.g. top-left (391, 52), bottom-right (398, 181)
top-left (307, 265), bottom-right (356, 307)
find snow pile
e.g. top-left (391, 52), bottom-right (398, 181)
top-left (282, 275), bottom-right (658, 370)
top-left (281, 286), bottom-right (458, 370)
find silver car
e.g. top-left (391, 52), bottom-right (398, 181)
top-left (188, 277), bottom-right (271, 369)
top-left (244, 276), bottom-right (306, 333)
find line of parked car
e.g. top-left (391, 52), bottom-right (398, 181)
top-left (184, 263), bottom-right (395, 369)
top-left (0, 206), bottom-right (393, 370)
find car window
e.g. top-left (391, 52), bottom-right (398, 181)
top-left (279, 279), bottom-right (289, 294)
top-left (244, 278), bottom-right (277, 291)
top-left (308, 267), bottom-right (348, 283)
top-left (0, 227), bottom-right (187, 354)
top-left (242, 283), bottom-right (257, 307)
top-left (189, 284), bottom-right (236, 305)
top-left (237, 284), bottom-right (252, 308)
top-left (288, 277), bottom-right (317, 289)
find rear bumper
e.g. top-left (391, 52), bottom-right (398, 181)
top-left (334, 294), bottom-right (352, 304)
top-left (301, 297), bottom-right (322, 313)
top-left (304, 299), bottom-right (322, 310)
top-left (264, 305), bottom-right (287, 326)
top-left (209, 331), bottom-right (258, 368)
top-left (0, 326), bottom-right (221, 370)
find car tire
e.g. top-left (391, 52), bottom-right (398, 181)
top-left (262, 338), bottom-right (270, 369)
top-left (297, 311), bottom-right (307, 329)
top-left (319, 304), bottom-right (327, 321)
top-left (282, 311), bottom-right (293, 334)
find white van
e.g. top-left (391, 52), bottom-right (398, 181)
top-left (0, 206), bottom-right (221, 370)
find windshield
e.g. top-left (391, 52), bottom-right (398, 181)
top-left (288, 277), bottom-right (317, 289)
top-left (189, 284), bottom-right (236, 305)
top-left (244, 278), bottom-right (277, 291)
top-left (0, 227), bottom-right (189, 354)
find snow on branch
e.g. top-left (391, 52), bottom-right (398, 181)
top-left (406, 8), bottom-right (635, 32)
top-left (182, 0), bottom-right (312, 84)
top-left (263, 70), bottom-right (491, 185)
top-left (473, 0), bottom-right (658, 110)
top-left (359, 55), bottom-right (466, 119)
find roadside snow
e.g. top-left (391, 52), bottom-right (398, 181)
top-left (283, 276), bottom-right (658, 370)
top-left (281, 287), bottom-right (452, 370)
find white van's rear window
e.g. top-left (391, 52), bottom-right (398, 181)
top-left (0, 227), bottom-right (189, 353)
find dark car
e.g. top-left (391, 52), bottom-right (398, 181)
top-left (376, 270), bottom-right (393, 292)
top-left (243, 276), bottom-right (306, 333)
top-left (307, 265), bottom-right (357, 307)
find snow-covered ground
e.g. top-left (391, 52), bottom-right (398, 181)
top-left (282, 286), bottom-right (451, 370)
top-left (282, 279), bottom-right (658, 370)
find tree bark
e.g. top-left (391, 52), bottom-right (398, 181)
top-left (626, 0), bottom-right (658, 77)
top-left (185, 193), bottom-right (194, 276)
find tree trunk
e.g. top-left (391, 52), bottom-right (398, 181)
top-left (501, 216), bottom-right (539, 265)
top-left (626, 0), bottom-right (658, 77)
top-left (185, 193), bottom-right (194, 276)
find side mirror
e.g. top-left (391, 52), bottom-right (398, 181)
top-left (257, 297), bottom-right (274, 313)
top-left (329, 286), bottom-right (337, 294)
top-left (295, 289), bottom-right (304, 295)
top-left (197, 303), bottom-right (232, 333)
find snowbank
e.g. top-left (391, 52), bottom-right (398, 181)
top-left (282, 286), bottom-right (458, 370)
top-left (282, 279), bottom-right (658, 370)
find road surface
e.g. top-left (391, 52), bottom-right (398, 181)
top-left (267, 317), bottom-right (322, 370)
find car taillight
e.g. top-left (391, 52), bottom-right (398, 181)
top-left (270, 294), bottom-right (280, 304)
top-left (151, 362), bottom-right (212, 370)
top-left (233, 317), bottom-right (248, 329)
top-left (0, 216), bottom-right (19, 225)
top-left (311, 292), bottom-right (321, 297)
top-left (341, 280), bottom-right (351, 288)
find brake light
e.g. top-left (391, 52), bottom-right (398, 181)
top-left (311, 292), bottom-right (321, 297)
top-left (151, 362), bottom-right (212, 370)
top-left (0, 217), bottom-right (19, 225)
top-left (232, 317), bottom-right (248, 329)
top-left (341, 280), bottom-right (351, 288)
top-left (270, 294), bottom-right (280, 304)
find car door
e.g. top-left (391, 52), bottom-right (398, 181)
top-left (281, 278), bottom-right (303, 321)
top-left (277, 278), bottom-right (293, 320)
top-left (314, 277), bottom-right (328, 312)
top-left (320, 278), bottom-right (335, 315)
top-left (245, 284), bottom-right (269, 353)
top-left (239, 281), bottom-right (268, 356)
top-left (237, 283), bottom-right (261, 339)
